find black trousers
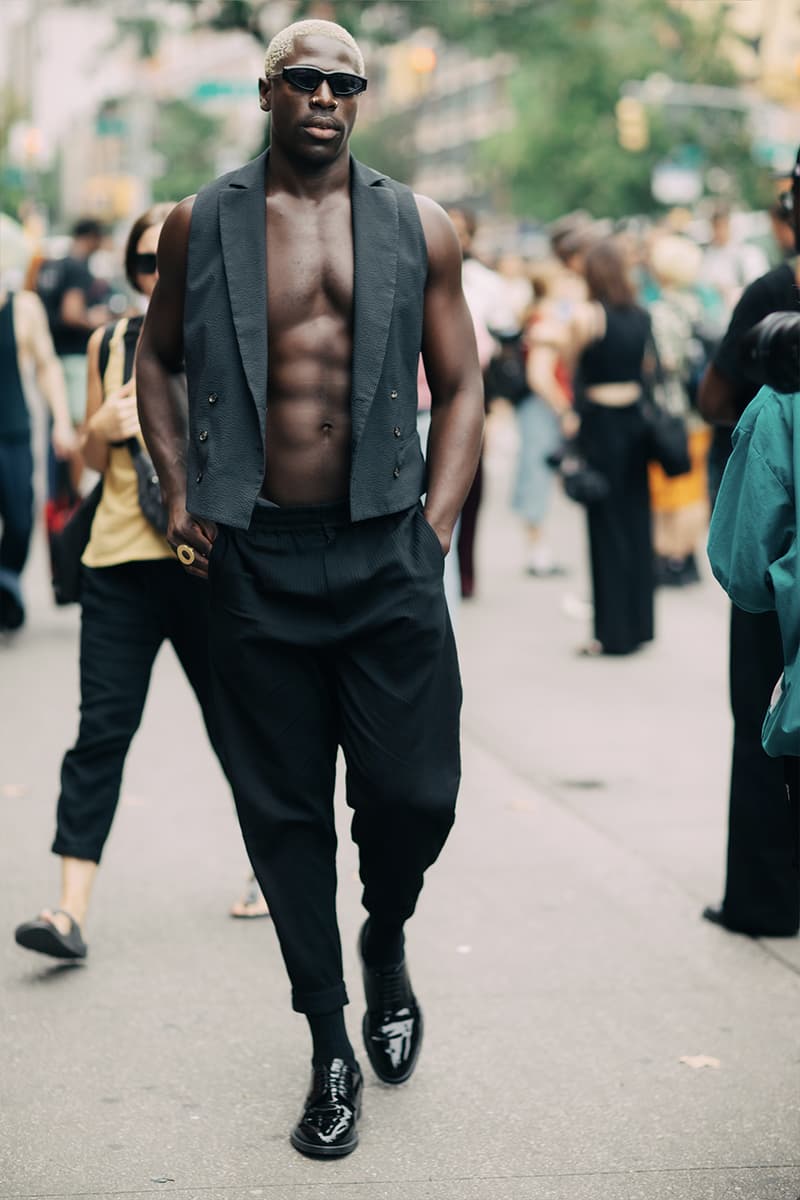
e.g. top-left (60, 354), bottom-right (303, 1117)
top-left (0, 435), bottom-right (34, 599)
top-left (582, 402), bottom-right (654, 654)
top-left (723, 604), bottom-right (800, 934)
top-left (208, 501), bottom-right (462, 1015)
top-left (53, 560), bottom-right (222, 862)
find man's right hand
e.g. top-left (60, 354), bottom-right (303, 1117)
top-left (168, 505), bottom-right (217, 580)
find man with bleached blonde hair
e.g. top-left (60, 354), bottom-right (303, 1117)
top-left (263, 18), bottom-right (365, 77)
top-left (138, 17), bottom-right (484, 1158)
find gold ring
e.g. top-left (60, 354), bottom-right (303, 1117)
top-left (176, 544), bottom-right (196, 566)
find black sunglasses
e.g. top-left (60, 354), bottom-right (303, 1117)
top-left (270, 66), bottom-right (368, 97)
top-left (134, 252), bottom-right (157, 276)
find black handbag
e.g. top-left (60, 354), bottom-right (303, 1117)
top-left (484, 331), bottom-right (529, 405)
top-left (641, 403), bottom-right (691, 477)
top-left (548, 442), bottom-right (610, 506)
top-left (126, 439), bottom-right (168, 534)
top-left (49, 480), bottom-right (103, 605)
top-left (102, 318), bottom-right (168, 534)
top-left (641, 334), bottom-right (691, 478)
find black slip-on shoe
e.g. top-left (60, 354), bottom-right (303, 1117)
top-left (14, 910), bottom-right (87, 960)
top-left (359, 924), bottom-right (423, 1085)
top-left (290, 1058), bottom-right (362, 1159)
top-left (702, 905), bottom-right (798, 939)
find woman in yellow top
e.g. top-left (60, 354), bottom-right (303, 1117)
top-left (15, 205), bottom-right (266, 961)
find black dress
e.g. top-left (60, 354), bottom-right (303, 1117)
top-left (578, 304), bottom-right (653, 655)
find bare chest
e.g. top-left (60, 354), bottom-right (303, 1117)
top-left (266, 199), bottom-right (353, 333)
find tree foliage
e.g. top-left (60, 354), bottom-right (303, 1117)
top-left (151, 100), bottom-right (222, 203)
top-left (91, 0), bottom-right (769, 219)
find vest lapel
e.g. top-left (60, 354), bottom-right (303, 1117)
top-left (350, 158), bottom-right (399, 442)
top-left (219, 151), bottom-right (268, 433)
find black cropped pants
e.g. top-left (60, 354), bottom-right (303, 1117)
top-left (208, 501), bottom-right (462, 1015)
top-left (53, 560), bottom-right (222, 862)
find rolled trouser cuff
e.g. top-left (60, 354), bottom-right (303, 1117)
top-left (292, 982), bottom-right (349, 1014)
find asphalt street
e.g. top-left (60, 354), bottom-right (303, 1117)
top-left (2, 406), bottom-right (799, 1200)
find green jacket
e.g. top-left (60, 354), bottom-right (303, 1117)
top-left (707, 385), bottom-right (800, 757)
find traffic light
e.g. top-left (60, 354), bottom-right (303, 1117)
top-left (615, 96), bottom-right (649, 152)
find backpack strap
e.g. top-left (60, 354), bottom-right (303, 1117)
top-left (98, 323), bottom-right (115, 386)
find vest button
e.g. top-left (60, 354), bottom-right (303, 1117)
top-left (196, 472), bottom-right (203, 483)
top-left (393, 426), bottom-right (401, 438)
top-left (390, 389), bottom-right (398, 399)
top-left (208, 392), bottom-right (218, 404)
top-left (199, 430), bottom-right (208, 442)
top-left (393, 466), bottom-right (400, 478)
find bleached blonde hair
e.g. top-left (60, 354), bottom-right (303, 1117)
top-left (264, 20), bottom-right (364, 78)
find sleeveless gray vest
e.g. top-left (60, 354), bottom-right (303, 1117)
top-left (183, 152), bottom-right (428, 528)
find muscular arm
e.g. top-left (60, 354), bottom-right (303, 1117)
top-left (137, 197), bottom-right (215, 576)
top-left (416, 196), bottom-right (485, 553)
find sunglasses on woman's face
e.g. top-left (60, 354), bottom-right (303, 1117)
top-left (134, 252), bottom-right (158, 276)
top-left (270, 65), bottom-right (368, 97)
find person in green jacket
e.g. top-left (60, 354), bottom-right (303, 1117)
top-left (708, 385), bottom-right (800, 769)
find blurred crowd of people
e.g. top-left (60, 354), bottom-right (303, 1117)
top-left (442, 194), bottom-right (795, 638)
top-left (442, 185), bottom-right (798, 939)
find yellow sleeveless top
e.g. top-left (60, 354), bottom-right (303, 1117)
top-left (82, 318), bottom-right (172, 568)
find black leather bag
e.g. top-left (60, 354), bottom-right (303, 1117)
top-left (641, 334), bottom-right (691, 478)
top-left (49, 480), bottom-right (103, 605)
top-left (101, 318), bottom-right (168, 534)
top-left (484, 331), bottom-right (529, 405)
top-left (548, 442), bottom-right (610, 506)
top-left (126, 439), bottom-right (168, 534)
top-left (641, 403), bottom-right (691, 477)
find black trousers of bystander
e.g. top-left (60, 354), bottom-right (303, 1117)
top-left (723, 604), bottom-right (800, 935)
top-left (53, 560), bottom-right (222, 863)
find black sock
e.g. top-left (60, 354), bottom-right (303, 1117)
top-left (306, 1009), bottom-right (357, 1069)
top-left (361, 917), bottom-right (405, 969)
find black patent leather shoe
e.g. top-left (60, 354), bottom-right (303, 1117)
top-left (290, 1058), bottom-right (362, 1158)
top-left (359, 925), bottom-right (423, 1085)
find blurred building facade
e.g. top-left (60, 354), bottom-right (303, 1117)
top-left (362, 31), bottom-right (516, 209)
top-left (1, 1), bottom-right (266, 230)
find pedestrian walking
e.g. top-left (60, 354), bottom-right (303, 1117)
top-left (646, 235), bottom-right (711, 588)
top-left (0, 285), bottom-right (75, 630)
top-left (136, 19), bottom-right (484, 1159)
top-left (14, 205), bottom-right (265, 962)
top-left (539, 238), bottom-right (654, 655)
top-left (515, 261), bottom-right (576, 577)
top-left (36, 218), bottom-right (111, 499)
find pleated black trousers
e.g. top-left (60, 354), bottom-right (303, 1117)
top-left (582, 402), bottom-right (654, 655)
top-left (208, 501), bottom-right (462, 1014)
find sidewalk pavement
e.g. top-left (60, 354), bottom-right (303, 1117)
top-left (1, 407), bottom-right (799, 1199)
